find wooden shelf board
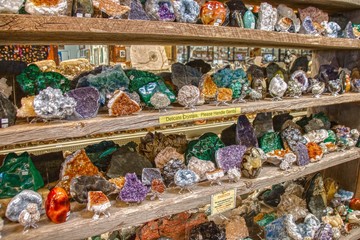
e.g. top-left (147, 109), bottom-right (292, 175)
top-left (1, 93), bottom-right (359, 147)
top-left (342, 227), bottom-right (360, 240)
top-left (2, 149), bottom-right (360, 240)
top-left (0, 15), bottom-right (360, 49)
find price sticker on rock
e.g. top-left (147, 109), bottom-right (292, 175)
top-left (210, 189), bottom-right (236, 215)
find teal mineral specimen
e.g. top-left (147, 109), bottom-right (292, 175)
top-left (85, 141), bottom-right (119, 172)
top-left (324, 130), bottom-right (336, 144)
top-left (185, 132), bottom-right (225, 165)
top-left (0, 152), bottom-right (44, 199)
top-left (16, 64), bottom-right (70, 96)
top-left (243, 8), bottom-right (256, 29)
top-left (259, 132), bottom-right (283, 153)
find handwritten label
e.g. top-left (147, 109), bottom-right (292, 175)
top-left (211, 189), bottom-right (236, 215)
top-left (159, 108), bottom-right (241, 124)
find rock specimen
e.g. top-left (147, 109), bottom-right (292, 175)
top-left (253, 112), bottom-right (273, 139)
top-left (200, 1), bottom-right (226, 25)
top-left (93, 0), bottom-right (130, 17)
top-left (57, 149), bottom-right (102, 194)
top-left (220, 124), bottom-right (237, 146)
top-left (216, 88), bottom-right (232, 102)
top-left (259, 132), bottom-right (283, 153)
top-left (25, 0), bottom-right (68, 15)
top-left (265, 216), bottom-right (289, 239)
top-left (119, 173), bottom-right (148, 203)
top-left (85, 140), bottom-right (119, 172)
top-left (73, 0), bottom-right (94, 17)
top-left (188, 157), bottom-right (215, 180)
top-left (17, 96), bottom-right (37, 118)
top-left (185, 132), bottom-right (225, 164)
top-left (150, 179), bottom-right (166, 200)
top-left (154, 147), bottom-right (184, 169)
top-left (70, 175), bottom-right (117, 203)
top-left (142, 168), bottom-right (163, 186)
top-left (243, 7), bottom-right (256, 29)
top-left (299, 6), bottom-right (329, 25)
top-left (150, 92), bottom-right (171, 111)
top-left (0, 0), bottom-right (24, 13)
top-left (145, 0), bottom-right (175, 21)
top-left (241, 147), bottom-right (266, 178)
top-left (228, 168), bottom-right (241, 182)
top-left (293, 143), bottom-right (310, 166)
top-left (87, 191), bottom-right (111, 220)
top-left (177, 85), bottom-right (200, 109)
top-left (45, 187), bottom-right (70, 223)
top-left (305, 173), bottom-right (327, 221)
top-left (162, 159), bottom-right (186, 186)
top-left (67, 87), bottom-right (100, 119)
top-left (277, 193), bottom-right (308, 221)
top-left (16, 64), bottom-right (70, 95)
top-left (128, 0), bottom-right (150, 20)
top-left (200, 74), bottom-right (217, 101)
top-left (108, 90), bottom-right (141, 116)
top-left (313, 223), bottom-right (333, 240)
top-left (0, 78), bottom-right (12, 98)
top-left (34, 87), bottom-right (76, 119)
top-left (6, 190), bottom-right (42, 222)
top-left (18, 203), bottom-right (41, 231)
top-left (0, 93), bottom-right (16, 127)
top-left (108, 177), bottom-right (126, 190)
top-left (225, 216), bottom-right (249, 240)
top-left (186, 59), bottom-right (211, 74)
top-left (107, 147), bottom-right (152, 178)
top-left (257, 2), bottom-right (277, 31)
top-left (174, 169), bottom-right (199, 192)
top-left (236, 115), bottom-right (258, 147)
top-left (205, 168), bottom-right (224, 185)
top-left (189, 221), bottom-right (226, 240)
top-left (269, 75), bottom-right (288, 100)
top-left (306, 142), bottom-right (324, 162)
top-left (171, 63), bottom-right (201, 88)
top-left (215, 145), bottom-right (247, 172)
top-left (276, 4), bottom-right (300, 32)
top-left (0, 152), bottom-right (44, 199)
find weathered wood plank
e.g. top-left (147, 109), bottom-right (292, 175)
top-left (0, 93), bottom-right (359, 147)
top-left (2, 149), bottom-right (359, 240)
top-left (0, 15), bottom-right (360, 49)
top-left (341, 227), bottom-right (360, 240)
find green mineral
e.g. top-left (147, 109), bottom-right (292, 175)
top-left (127, 69), bottom-right (163, 92)
top-left (256, 213), bottom-right (276, 227)
top-left (85, 141), bottom-right (119, 172)
top-left (16, 64), bottom-right (70, 96)
top-left (259, 132), bottom-right (283, 153)
top-left (185, 132), bottom-right (225, 165)
top-left (0, 152), bottom-right (44, 199)
top-left (324, 130), bottom-right (337, 144)
top-left (243, 7), bottom-right (256, 29)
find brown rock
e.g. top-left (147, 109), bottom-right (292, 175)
top-left (108, 90), bottom-right (141, 116)
top-left (225, 216), bottom-right (249, 240)
top-left (154, 147), bottom-right (184, 169)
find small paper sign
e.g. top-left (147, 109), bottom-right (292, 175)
top-left (159, 108), bottom-right (241, 124)
top-left (211, 189), bottom-right (236, 215)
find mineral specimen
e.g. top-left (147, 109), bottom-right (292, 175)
top-left (142, 168), bottom-right (163, 186)
top-left (154, 147), bottom-right (184, 169)
top-left (185, 132), bottom-right (225, 164)
top-left (344, 21), bottom-right (356, 39)
top-left (0, 0), bottom-right (24, 13)
top-left (17, 96), bottom-right (37, 119)
top-left (162, 159), bottom-right (186, 186)
top-left (45, 187), bottom-right (70, 223)
top-left (0, 93), bottom-right (16, 127)
top-left (306, 173), bottom-right (327, 221)
top-left (108, 177), bottom-right (126, 189)
top-left (187, 157), bottom-right (215, 180)
top-left (269, 75), bottom-right (287, 101)
top-left (93, 0), bottom-right (130, 17)
top-left (328, 79), bottom-right (342, 96)
top-left (87, 191), bottom-right (111, 220)
top-left (73, 0), bottom-right (94, 17)
top-left (253, 112), bottom-right (273, 139)
top-left (276, 4), bottom-right (300, 32)
top-left (206, 168), bottom-right (224, 185)
top-left (302, 16), bottom-right (319, 35)
top-left (259, 184), bottom-right (285, 207)
top-left (189, 221), bottom-right (226, 240)
top-left (150, 92), bottom-right (171, 111)
top-left (216, 88), bottom-right (232, 103)
top-left (128, 0), bottom-right (150, 20)
top-left (173, 0), bottom-right (200, 23)
top-left (227, 168), bottom-right (241, 182)
top-left (6, 190), bottom-right (42, 222)
top-left (174, 169), bottom-right (199, 192)
top-left (108, 90), bottom-right (141, 116)
top-left (34, 87), bottom-right (76, 120)
top-left (67, 87), bottom-right (100, 119)
top-left (85, 141), bottom-right (119, 172)
top-left (264, 216), bottom-right (289, 240)
top-left (70, 175), bottom-right (117, 203)
top-left (200, 1), bottom-right (227, 26)
top-left (145, 0), bottom-right (175, 21)
top-left (0, 152), bottom-right (44, 199)
top-left (177, 85), bottom-right (200, 109)
top-left (17, 64), bottom-right (70, 95)
top-left (243, 7), bottom-right (256, 29)
top-left (259, 132), bottom-right (283, 153)
top-left (18, 203), bottom-right (41, 231)
top-left (322, 21), bottom-right (341, 38)
top-left (119, 173), bottom-right (148, 203)
top-left (291, 70), bottom-right (309, 93)
top-left (303, 129), bottom-right (329, 143)
top-left (236, 115), bottom-right (258, 148)
top-left (299, 6), bottom-right (329, 25)
top-left (0, 78), bottom-right (12, 98)
top-left (150, 179), bottom-right (166, 200)
top-left (136, 80), bottom-right (176, 106)
top-left (171, 63), bottom-right (201, 89)
top-left (257, 2), bottom-right (277, 31)
top-left (200, 74), bottom-right (217, 100)
top-left (57, 149), bottom-right (102, 194)
top-left (225, 216), bottom-right (249, 240)
top-left (277, 193), bottom-right (308, 221)
top-left (25, 0), bottom-right (68, 15)
top-left (313, 223), bottom-right (333, 240)
top-left (241, 147), bottom-right (266, 178)
top-left (306, 142), bottom-right (324, 162)
top-left (215, 145), bottom-right (247, 172)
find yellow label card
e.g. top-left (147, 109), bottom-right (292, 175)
top-left (159, 108), bottom-right (241, 124)
top-left (210, 189), bottom-right (237, 215)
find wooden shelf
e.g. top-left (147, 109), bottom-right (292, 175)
top-left (342, 227), bottom-right (360, 240)
top-left (0, 15), bottom-right (360, 49)
top-left (2, 148), bottom-right (360, 240)
top-left (1, 93), bottom-right (359, 147)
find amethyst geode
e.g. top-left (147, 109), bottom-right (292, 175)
top-left (314, 223), bottom-right (333, 240)
top-left (119, 173), bottom-right (149, 203)
top-left (215, 145), bottom-right (247, 172)
top-left (236, 115), bottom-right (258, 147)
top-left (67, 87), bottom-right (100, 119)
top-left (293, 143), bottom-right (310, 166)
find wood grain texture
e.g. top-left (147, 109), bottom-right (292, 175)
top-left (0, 15), bottom-right (360, 49)
top-left (2, 149), bottom-right (359, 240)
top-left (1, 93), bottom-right (359, 147)
top-left (341, 227), bottom-right (360, 240)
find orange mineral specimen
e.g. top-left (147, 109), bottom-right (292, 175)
top-left (109, 177), bottom-right (126, 190)
top-left (306, 142), bottom-right (323, 162)
top-left (201, 74), bottom-right (217, 99)
top-left (31, 0), bottom-right (60, 6)
top-left (217, 88), bottom-right (233, 102)
top-left (45, 187), bottom-right (70, 224)
top-left (57, 149), bottom-right (102, 194)
top-left (108, 90), bottom-right (141, 116)
top-left (200, 1), bottom-right (227, 26)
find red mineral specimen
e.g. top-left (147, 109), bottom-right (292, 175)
top-left (45, 187), bottom-right (70, 224)
top-left (350, 198), bottom-right (360, 210)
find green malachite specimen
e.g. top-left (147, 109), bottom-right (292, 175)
top-left (16, 64), bottom-right (70, 96)
top-left (0, 152), bottom-right (44, 199)
top-left (324, 130), bottom-right (337, 144)
top-left (127, 69), bottom-right (163, 92)
top-left (85, 141), bottom-right (119, 172)
top-left (256, 213), bottom-right (277, 227)
top-left (259, 132), bottom-right (283, 153)
top-left (185, 132), bottom-right (225, 165)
